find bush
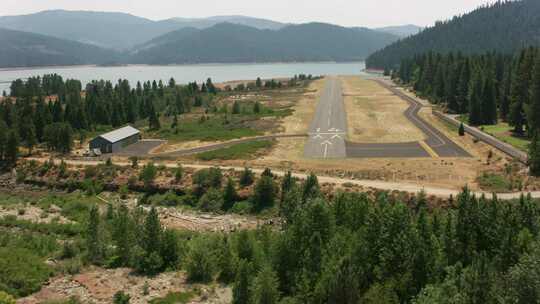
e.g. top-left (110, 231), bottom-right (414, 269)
top-left (459, 122), bottom-right (465, 136)
top-left (192, 167), bottom-right (222, 195)
top-left (113, 291), bottom-right (131, 304)
top-left (139, 163), bottom-right (158, 188)
top-left (0, 248), bottom-right (52, 297)
top-left (198, 189), bottom-right (224, 212)
top-left (0, 291), bottom-right (15, 304)
top-left (185, 237), bottom-right (216, 283)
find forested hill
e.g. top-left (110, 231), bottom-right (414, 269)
top-left (0, 28), bottom-right (119, 68)
top-left (366, 0), bottom-right (540, 69)
top-left (129, 22), bottom-right (399, 64)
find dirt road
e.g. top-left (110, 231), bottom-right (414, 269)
top-left (29, 158), bottom-right (537, 200)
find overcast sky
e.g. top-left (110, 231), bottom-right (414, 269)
top-left (1, 0), bottom-right (497, 28)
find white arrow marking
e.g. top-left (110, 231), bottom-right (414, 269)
top-left (331, 134), bottom-right (342, 139)
top-left (316, 128), bottom-right (321, 132)
top-left (313, 134), bottom-right (323, 139)
top-left (321, 141), bottom-right (331, 159)
top-left (321, 140), bottom-right (333, 146)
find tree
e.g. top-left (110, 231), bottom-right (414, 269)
top-left (4, 130), bottom-right (18, 166)
top-left (239, 167), bottom-right (255, 187)
top-left (251, 265), bottom-right (280, 304)
top-left (138, 207), bottom-right (164, 274)
top-left (252, 175), bottom-right (276, 211)
top-left (233, 260), bottom-right (252, 304)
top-left (302, 173), bottom-right (320, 203)
top-left (217, 237), bottom-right (236, 283)
top-left (139, 162), bottom-right (157, 189)
top-left (198, 188), bottom-right (224, 212)
top-left (86, 205), bottom-right (104, 264)
top-left (528, 55), bottom-right (540, 133)
top-left (223, 178), bottom-right (238, 210)
top-left (254, 102), bottom-right (262, 114)
top-left (232, 101), bottom-right (241, 114)
top-left (458, 123), bottom-right (465, 136)
top-left (186, 237), bottom-right (216, 282)
top-left (280, 171), bottom-right (296, 203)
top-left (529, 132), bottom-right (540, 177)
top-left (256, 77), bottom-right (263, 88)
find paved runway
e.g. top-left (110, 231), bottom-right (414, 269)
top-left (303, 77), bottom-right (348, 158)
top-left (304, 77), bottom-right (471, 159)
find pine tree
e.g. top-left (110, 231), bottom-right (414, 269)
top-left (233, 260), bottom-right (252, 304)
top-left (251, 265), bottom-right (280, 304)
top-left (527, 55), bottom-right (540, 133)
top-left (5, 130), bottom-right (19, 166)
top-left (468, 71), bottom-right (484, 126)
top-left (529, 132), bottom-right (540, 177)
top-left (252, 176), bottom-right (276, 211)
top-left (223, 178), bottom-right (238, 211)
top-left (482, 74), bottom-right (498, 125)
top-left (86, 205), bottom-right (103, 264)
top-left (459, 123), bottom-right (465, 136)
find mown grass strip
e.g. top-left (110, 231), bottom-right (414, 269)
top-left (196, 140), bottom-right (274, 161)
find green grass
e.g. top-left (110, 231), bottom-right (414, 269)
top-left (480, 123), bottom-right (530, 152)
top-left (456, 115), bottom-right (529, 152)
top-left (151, 116), bottom-right (261, 142)
top-left (149, 291), bottom-right (197, 304)
top-left (477, 173), bottom-right (511, 192)
top-left (196, 140), bottom-right (274, 161)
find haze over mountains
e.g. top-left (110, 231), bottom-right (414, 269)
top-left (367, 0), bottom-right (540, 69)
top-left (0, 10), bottom-right (418, 68)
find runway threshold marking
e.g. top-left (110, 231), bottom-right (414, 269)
top-left (419, 141), bottom-right (439, 158)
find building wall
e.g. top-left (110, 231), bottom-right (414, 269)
top-left (111, 134), bottom-right (140, 153)
top-left (89, 137), bottom-right (112, 153)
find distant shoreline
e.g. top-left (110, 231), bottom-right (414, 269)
top-left (0, 61), bottom-right (366, 72)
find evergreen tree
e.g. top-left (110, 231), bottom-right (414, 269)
top-left (252, 175), bottom-right (276, 211)
top-left (529, 132), bottom-right (540, 177)
top-left (251, 265), bottom-right (280, 304)
top-left (528, 55), bottom-right (540, 133)
top-left (223, 178), bottom-right (238, 211)
top-left (233, 260), bottom-right (252, 304)
top-left (86, 205), bottom-right (103, 264)
top-left (5, 130), bottom-right (19, 166)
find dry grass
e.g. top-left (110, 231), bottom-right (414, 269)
top-left (340, 76), bottom-right (426, 143)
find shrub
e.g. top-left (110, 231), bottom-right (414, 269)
top-left (458, 122), bottom-right (465, 136)
top-left (139, 163), bottom-right (158, 188)
top-left (0, 291), bottom-right (16, 304)
top-left (185, 237), bottom-right (216, 283)
top-left (113, 291), bottom-right (131, 304)
top-left (198, 188), bottom-right (224, 212)
top-left (239, 167), bottom-right (254, 187)
top-left (0, 248), bottom-right (52, 297)
top-left (192, 167), bottom-right (222, 195)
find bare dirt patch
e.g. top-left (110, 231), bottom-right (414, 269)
top-left (159, 207), bottom-right (264, 232)
top-left (19, 267), bottom-right (231, 304)
top-left (0, 204), bottom-right (72, 224)
top-left (340, 76), bottom-right (426, 143)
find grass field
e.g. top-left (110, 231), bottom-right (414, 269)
top-left (457, 115), bottom-right (530, 152)
top-left (195, 140), bottom-right (274, 161)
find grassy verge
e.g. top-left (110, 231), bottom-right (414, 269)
top-left (149, 116), bottom-right (261, 142)
top-left (149, 291), bottom-right (197, 304)
top-left (457, 115), bottom-right (529, 152)
top-left (196, 140), bottom-right (274, 161)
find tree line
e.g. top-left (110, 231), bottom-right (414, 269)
top-left (395, 47), bottom-right (540, 174)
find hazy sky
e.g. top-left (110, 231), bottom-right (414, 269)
top-left (1, 0), bottom-right (497, 27)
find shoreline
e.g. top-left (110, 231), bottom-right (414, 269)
top-left (0, 61), bottom-right (366, 72)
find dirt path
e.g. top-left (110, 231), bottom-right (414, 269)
top-left (26, 157), bottom-right (538, 200)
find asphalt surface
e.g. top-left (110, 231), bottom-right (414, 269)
top-left (305, 77), bottom-right (471, 159)
top-left (374, 80), bottom-right (471, 158)
top-left (303, 77), bottom-right (348, 158)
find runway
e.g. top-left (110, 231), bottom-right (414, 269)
top-left (304, 77), bottom-right (471, 158)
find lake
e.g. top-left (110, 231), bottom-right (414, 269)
top-left (0, 62), bottom-right (366, 93)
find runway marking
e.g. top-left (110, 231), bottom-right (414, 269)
top-left (331, 134), bottom-right (342, 139)
top-left (419, 141), bottom-right (440, 158)
top-left (321, 140), bottom-right (333, 158)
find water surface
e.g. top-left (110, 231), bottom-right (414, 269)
top-left (0, 62), bottom-right (366, 92)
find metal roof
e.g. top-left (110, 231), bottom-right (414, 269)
top-left (98, 126), bottom-right (140, 143)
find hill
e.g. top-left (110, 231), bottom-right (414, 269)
top-left (366, 0), bottom-right (540, 69)
top-left (0, 28), bottom-right (119, 68)
top-left (374, 24), bottom-right (423, 37)
top-left (166, 15), bottom-right (286, 30)
top-left (0, 10), bottom-right (286, 50)
top-left (129, 22), bottom-right (399, 64)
